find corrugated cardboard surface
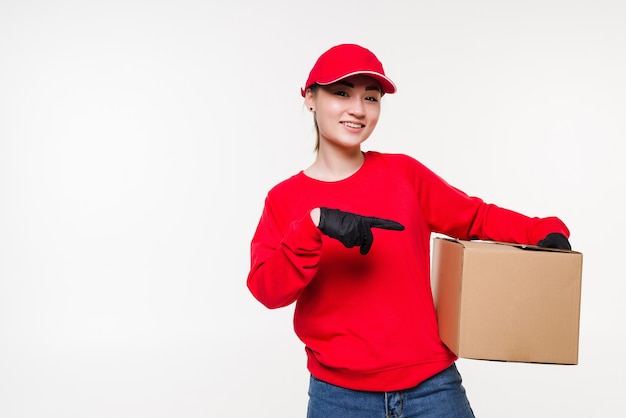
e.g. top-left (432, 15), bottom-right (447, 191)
top-left (431, 238), bottom-right (583, 364)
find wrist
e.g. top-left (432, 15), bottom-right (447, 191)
top-left (310, 208), bottom-right (321, 227)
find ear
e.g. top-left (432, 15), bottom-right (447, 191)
top-left (304, 89), bottom-right (316, 112)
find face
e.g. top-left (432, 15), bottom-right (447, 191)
top-left (306, 75), bottom-right (382, 152)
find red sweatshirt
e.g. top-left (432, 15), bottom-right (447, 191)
top-left (247, 151), bottom-right (569, 392)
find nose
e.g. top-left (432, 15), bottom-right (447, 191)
top-left (348, 96), bottom-right (365, 117)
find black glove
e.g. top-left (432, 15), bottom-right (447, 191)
top-left (318, 207), bottom-right (405, 255)
top-left (537, 233), bottom-right (571, 250)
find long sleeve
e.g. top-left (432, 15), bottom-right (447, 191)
top-left (247, 196), bottom-right (323, 309)
top-left (410, 158), bottom-right (570, 244)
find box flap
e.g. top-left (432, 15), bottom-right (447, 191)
top-left (436, 237), bottom-right (581, 255)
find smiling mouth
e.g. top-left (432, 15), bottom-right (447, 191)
top-left (341, 122), bottom-right (365, 128)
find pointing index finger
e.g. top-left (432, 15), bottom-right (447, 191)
top-left (368, 217), bottom-right (405, 231)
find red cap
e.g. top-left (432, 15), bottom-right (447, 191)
top-left (300, 44), bottom-right (397, 97)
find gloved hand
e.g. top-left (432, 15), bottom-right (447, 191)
top-left (537, 233), bottom-right (571, 250)
top-left (318, 207), bottom-right (405, 255)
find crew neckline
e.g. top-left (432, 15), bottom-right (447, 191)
top-left (300, 151), bottom-right (370, 184)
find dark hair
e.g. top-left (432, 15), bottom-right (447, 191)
top-left (308, 84), bottom-right (321, 152)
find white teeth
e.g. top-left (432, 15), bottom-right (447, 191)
top-left (342, 122), bottom-right (364, 128)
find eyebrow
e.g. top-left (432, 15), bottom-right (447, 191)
top-left (337, 80), bottom-right (381, 92)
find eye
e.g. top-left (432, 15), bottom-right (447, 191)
top-left (333, 90), bottom-right (348, 97)
top-left (365, 96), bottom-right (380, 102)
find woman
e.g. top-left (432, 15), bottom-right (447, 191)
top-left (247, 44), bottom-right (571, 417)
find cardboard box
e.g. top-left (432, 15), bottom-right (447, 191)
top-left (431, 238), bottom-right (583, 364)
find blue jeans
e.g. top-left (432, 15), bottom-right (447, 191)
top-left (307, 363), bottom-right (475, 418)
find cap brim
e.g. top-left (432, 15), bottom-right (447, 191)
top-left (316, 71), bottom-right (397, 94)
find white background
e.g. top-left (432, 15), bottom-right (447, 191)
top-left (1, 1), bottom-right (624, 417)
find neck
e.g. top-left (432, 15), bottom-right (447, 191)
top-left (305, 145), bottom-right (365, 181)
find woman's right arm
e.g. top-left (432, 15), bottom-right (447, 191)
top-left (246, 202), bottom-right (323, 309)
